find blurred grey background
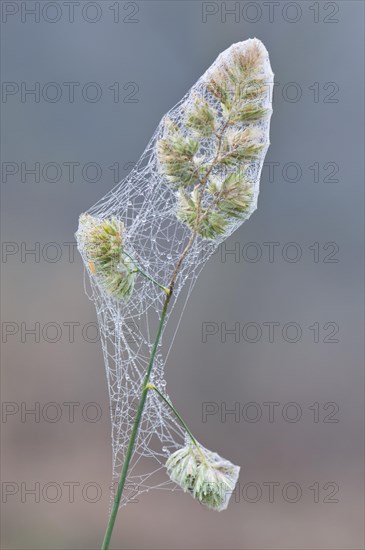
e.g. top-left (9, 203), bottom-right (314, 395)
top-left (1, 1), bottom-right (364, 549)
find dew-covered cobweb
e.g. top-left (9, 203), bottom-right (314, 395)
top-left (76, 39), bottom-right (273, 508)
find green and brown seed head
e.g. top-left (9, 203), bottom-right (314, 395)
top-left (156, 39), bottom-right (271, 241)
top-left (79, 214), bottom-right (136, 301)
top-left (166, 443), bottom-right (240, 511)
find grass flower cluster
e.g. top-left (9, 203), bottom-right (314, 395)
top-left (157, 39), bottom-right (271, 240)
top-left (79, 213), bottom-right (136, 301)
top-left (166, 443), bottom-right (240, 511)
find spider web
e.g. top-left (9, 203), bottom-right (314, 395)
top-left (76, 39), bottom-right (273, 508)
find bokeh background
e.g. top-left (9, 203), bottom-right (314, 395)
top-left (1, 1), bottom-right (364, 549)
